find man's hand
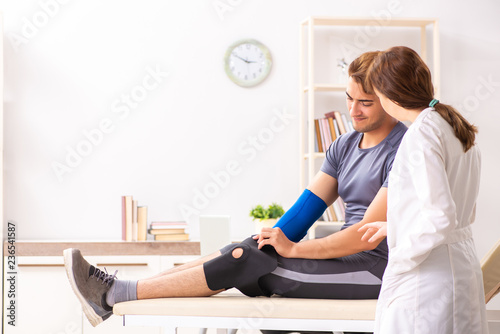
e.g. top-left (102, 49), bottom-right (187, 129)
top-left (357, 221), bottom-right (388, 243)
top-left (253, 227), bottom-right (296, 257)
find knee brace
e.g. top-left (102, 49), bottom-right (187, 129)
top-left (203, 237), bottom-right (278, 297)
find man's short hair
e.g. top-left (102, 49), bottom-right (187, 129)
top-left (348, 51), bottom-right (381, 95)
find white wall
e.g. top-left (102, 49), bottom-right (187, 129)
top-left (2, 0), bottom-right (500, 304)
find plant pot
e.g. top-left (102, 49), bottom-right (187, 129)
top-left (254, 218), bottom-right (279, 234)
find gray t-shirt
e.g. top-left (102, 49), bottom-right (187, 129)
top-left (320, 121), bottom-right (407, 258)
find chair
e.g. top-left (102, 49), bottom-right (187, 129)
top-left (481, 238), bottom-right (500, 304)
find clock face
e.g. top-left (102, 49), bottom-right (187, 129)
top-left (224, 39), bottom-right (272, 87)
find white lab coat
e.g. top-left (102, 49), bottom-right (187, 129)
top-left (375, 108), bottom-right (488, 333)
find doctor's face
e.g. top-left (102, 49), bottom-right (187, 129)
top-left (346, 77), bottom-right (390, 133)
top-left (374, 89), bottom-right (401, 120)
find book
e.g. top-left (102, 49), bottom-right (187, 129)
top-left (150, 221), bottom-right (188, 230)
top-left (137, 206), bottom-right (148, 241)
top-left (341, 114), bottom-right (350, 133)
top-left (327, 205), bottom-right (338, 222)
top-left (122, 196), bottom-right (133, 242)
top-left (332, 197), bottom-right (345, 221)
top-left (327, 117), bottom-right (337, 142)
top-left (322, 211), bottom-right (330, 222)
top-left (334, 111), bottom-right (347, 134)
top-left (324, 111), bottom-right (336, 119)
top-left (314, 112), bottom-right (353, 153)
top-left (332, 200), bottom-right (345, 222)
top-left (337, 197), bottom-right (346, 220)
top-left (154, 233), bottom-right (190, 241)
top-left (121, 196), bottom-right (126, 241)
top-left (132, 200), bottom-right (138, 242)
top-left (347, 120), bottom-right (355, 132)
top-left (150, 221), bottom-right (187, 226)
top-left (321, 205), bottom-right (337, 222)
top-left (318, 118), bottom-right (327, 153)
top-left (314, 119), bottom-right (323, 152)
top-left (321, 118), bottom-right (332, 150)
top-left (148, 228), bottom-right (185, 235)
top-left (122, 195), bottom-right (149, 241)
top-left (149, 221), bottom-right (188, 240)
top-left (315, 117), bottom-right (338, 153)
top-left (333, 119), bottom-right (341, 138)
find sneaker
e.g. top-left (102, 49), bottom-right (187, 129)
top-left (63, 248), bottom-right (118, 327)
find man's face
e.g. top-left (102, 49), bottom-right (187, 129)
top-left (346, 77), bottom-right (389, 133)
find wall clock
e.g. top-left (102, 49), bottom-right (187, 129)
top-left (223, 39), bottom-right (272, 88)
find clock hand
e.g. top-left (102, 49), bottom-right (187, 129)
top-left (234, 55), bottom-right (250, 63)
top-left (234, 53), bottom-right (259, 64)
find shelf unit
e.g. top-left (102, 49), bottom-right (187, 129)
top-left (299, 16), bottom-right (440, 234)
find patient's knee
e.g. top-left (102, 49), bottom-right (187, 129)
top-left (232, 247), bottom-right (244, 259)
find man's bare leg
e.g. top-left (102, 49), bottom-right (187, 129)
top-left (63, 248), bottom-right (224, 327)
top-left (64, 246), bottom-right (246, 327)
top-left (137, 248), bottom-right (246, 298)
top-left (138, 264), bottom-right (223, 298)
top-left (148, 251), bottom-right (222, 279)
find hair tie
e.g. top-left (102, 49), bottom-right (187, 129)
top-left (429, 99), bottom-right (439, 107)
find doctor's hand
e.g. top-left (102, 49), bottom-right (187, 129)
top-left (358, 221), bottom-right (388, 243)
top-left (253, 227), bottom-right (295, 257)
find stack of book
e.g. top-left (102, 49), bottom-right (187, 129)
top-left (322, 198), bottom-right (346, 222)
top-left (121, 195), bottom-right (148, 242)
top-left (149, 221), bottom-right (190, 241)
top-left (314, 111), bottom-right (354, 152)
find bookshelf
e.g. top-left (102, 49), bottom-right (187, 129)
top-left (299, 16), bottom-right (440, 237)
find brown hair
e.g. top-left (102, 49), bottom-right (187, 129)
top-left (348, 51), bottom-right (381, 95)
top-left (366, 46), bottom-right (477, 152)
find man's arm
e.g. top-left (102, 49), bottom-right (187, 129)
top-left (306, 171), bottom-right (339, 206)
top-left (271, 171), bottom-right (339, 242)
top-left (257, 186), bottom-right (388, 259)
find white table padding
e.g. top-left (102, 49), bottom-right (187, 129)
top-left (113, 290), bottom-right (377, 333)
top-left (113, 295), bottom-right (377, 320)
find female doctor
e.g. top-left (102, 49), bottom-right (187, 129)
top-left (358, 46), bottom-right (488, 333)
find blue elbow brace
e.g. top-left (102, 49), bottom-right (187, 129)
top-left (273, 189), bottom-right (327, 242)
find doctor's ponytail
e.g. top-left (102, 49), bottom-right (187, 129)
top-left (433, 103), bottom-right (477, 152)
top-left (366, 46), bottom-right (478, 152)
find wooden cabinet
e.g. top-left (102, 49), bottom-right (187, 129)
top-left (3, 244), bottom-right (200, 334)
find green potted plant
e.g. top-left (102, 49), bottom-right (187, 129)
top-left (249, 203), bottom-right (285, 233)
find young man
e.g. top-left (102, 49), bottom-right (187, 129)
top-left (64, 51), bottom-right (408, 327)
